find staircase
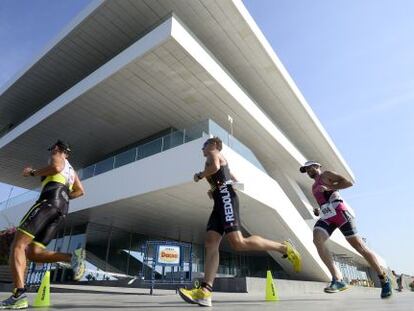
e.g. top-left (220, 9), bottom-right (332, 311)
top-left (85, 251), bottom-right (123, 274)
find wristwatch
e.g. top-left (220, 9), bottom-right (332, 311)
top-left (29, 169), bottom-right (36, 177)
top-left (196, 172), bottom-right (203, 180)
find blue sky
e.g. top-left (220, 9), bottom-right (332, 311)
top-left (0, 1), bottom-right (412, 275)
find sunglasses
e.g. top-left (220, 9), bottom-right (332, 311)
top-left (306, 165), bottom-right (320, 170)
top-left (202, 141), bottom-right (210, 150)
top-left (48, 145), bottom-right (59, 151)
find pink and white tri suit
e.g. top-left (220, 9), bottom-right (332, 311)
top-left (312, 175), bottom-right (357, 237)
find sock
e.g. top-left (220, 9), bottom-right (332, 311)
top-left (378, 273), bottom-right (388, 284)
top-left (282, 243), bottom-right (288, 258)
top-left (12, 288), bottom-right (26, 298)
top-left (201, 282), bottom-right (213, 292)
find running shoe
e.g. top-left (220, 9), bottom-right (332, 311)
top-left (178, 287), bottom-right (212, 307)
top-left (282, 240), bottom-right (302, 272)
top-left (0, 294), bottom-right (28, 310)
top-left (380, 277), bottom-right (392, 299)
top-left (324, 279), bottom-right (349, 293)
top-left (71, 248), bottom-right (86, 281)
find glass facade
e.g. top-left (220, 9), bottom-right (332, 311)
top-left (46, 222), bottom-right (286, 283)
top-left (333, 254), bottom-right (374, 287)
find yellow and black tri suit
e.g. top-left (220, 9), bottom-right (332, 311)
top-left (18, 160), bottom-right (75, 248)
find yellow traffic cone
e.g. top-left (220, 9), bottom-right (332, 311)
top-left (265, 270), bottom-right (279, 301)
top-left (33, 271), bottom-right (51, 307)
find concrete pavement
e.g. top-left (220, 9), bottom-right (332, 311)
top-left (1, 287), bottom-right (413, 310)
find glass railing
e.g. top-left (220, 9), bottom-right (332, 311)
top-left (77, 123), bottom-right (208, 181)
top-left (0, 119), bottom-right (266, 211)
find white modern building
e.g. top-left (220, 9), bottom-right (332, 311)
top-left (0, 0), bottom-right (386, 285)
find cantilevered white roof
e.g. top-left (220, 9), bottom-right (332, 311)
top-left (0, 16), bottom-right (307, 188)
top-left (0, 0), bottom-right (354, 184)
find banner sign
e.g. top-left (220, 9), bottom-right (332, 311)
top-left (157, 245), bottom-right (180, 265)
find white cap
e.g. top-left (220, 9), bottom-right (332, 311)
top-left (299, 160), bottom-right (321, 173)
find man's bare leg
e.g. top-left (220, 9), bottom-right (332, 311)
top-left (346, 236), bottom-right (384, 275)
top-left (313, 229), bottom-right (342, 280)
top-left (226, 230), bottom-right (287, 253)
top-left (203, 231), bottom-right (222, 288)
top-left (10, 231), bottom-right (33, 289)
top-left (26, 244), bottom-right (71, 263)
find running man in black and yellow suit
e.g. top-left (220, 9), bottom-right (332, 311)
top-left (0, 140), bottom-right (86, 310)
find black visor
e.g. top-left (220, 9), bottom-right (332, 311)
top-left (48, 140), bottom-right (71, 153)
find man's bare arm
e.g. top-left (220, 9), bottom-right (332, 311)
top-left (69, 173), bottom-right (85, 199)
top-left (23, 153), bottom-right (64, 177)
top-left (195, 151), bottom-right (220, 180)
top-left (322, 171), bottom-right (353, 190)
top-left (230, 171), bottom-right (238, 182)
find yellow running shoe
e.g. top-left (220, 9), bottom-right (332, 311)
top-left (71, 248), bottom-right (86, 281)
top-left (283, 240), bottom-right (302, 272)
top-left (178, 287), bottom-right (212, 307)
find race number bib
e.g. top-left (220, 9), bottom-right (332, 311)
top-left (320, 203), bottom-right (337, 219)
